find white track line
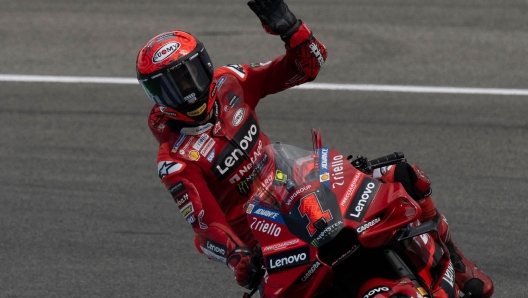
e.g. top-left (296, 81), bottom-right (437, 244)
top-left (295, 83), bottom-right (528, 96)
top-left (1, 74), bottom-right (528, 96)
top-left (0, 74), bottom-right (136, 84)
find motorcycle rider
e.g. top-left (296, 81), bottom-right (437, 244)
top-left (136, 0), bottom-right (493, 296)
top-left (137, 0), bottom-right (327, 290)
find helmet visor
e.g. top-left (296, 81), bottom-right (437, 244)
top-left (139, 47), bottom-right (213, 108)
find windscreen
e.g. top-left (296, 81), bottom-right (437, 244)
top-left (247, 143), bottom-right (319, 211)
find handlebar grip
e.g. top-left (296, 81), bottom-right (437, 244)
top-left (368, 152), bottom-right (405, 169)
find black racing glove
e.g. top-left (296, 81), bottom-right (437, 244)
top-left (247, 0), bottom-right (301, 41)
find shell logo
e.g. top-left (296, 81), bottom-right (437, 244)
top-left (189, 150), bottom-right (200, 161)
top-left (246, 204), bottom-right (255, 214)
top-left (320, 172), bottom-right (329, 182)
top-left (153, 42), bottom-right (181, 64)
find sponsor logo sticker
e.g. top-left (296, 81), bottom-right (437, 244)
top-left (318, 148), bottom-right (330, 187)
top-left (188, 150), bottom-right (200, 161)
top-left (200, 138), bottom-right (215, 156)
top-left (206, 149), bottom-right (215, 162)
top-left (197, 210), bottom-right (208, 229)
top-left (286, 185), bottom-right (312, 206)
top-left (174, 192), bottom-right (190, 208)
top-left (361, 286), bottom-right (391, 298)
top-left (249, 206), bottom-right (284, 224)
top-left (232, 108), bottom-right (245, 126)
top-left (211, 76), bottom-right (226, 98)
top-left (201, 239), bottom-right (227, 263)
top-left (225, 64), bottom-right (246, 78)
top-left (186, 214), bottom-right (196, 226)
top-left (340, 172), bottom-right (362, 208)
top-left (236, 180), bottom-right (251, 197)
top-left (187, 103), bottom-right (207, 117)
top-left (228, 92), bottom-right (242, 109)
top-left (159, 106), bottom-right (177, 117)
top-left (308, 42), bottom-right (324, 66)
top-left (180, 123), bottom-right (213, 135)
top-left (331, 154), bottom-right (345, 189)
top-left (262, 239), bottom-right (300, 254)
top-left (192, 134), bottom-right (209, 151)
top-left (300, 261), bottom-right (321, 282)
top-left (171, 135), bottom-right (187, 153)
top-left (155, 32), bottom-right (175, 42)
top-left (246, 204), bottom-right (255, 214)
top-left (211, 115), bottom-right (259, 181)
top-left (213, 121), bottom-right (223, 135)
top-left (168, 181), bottom-right (186, 196)
top-left (311, 220), bottom-right (343, 247)
top-left (180, 202), bottom-right (194, 218)
top-left (158, 161), bottom-right (185, 179)
top-left (152, 42), bottom-right (181, 63)
top-left (356, 217), bottom-right (381, 234)
top-left (250, 216), bottom-right (282, 237)
top-left (265, 246), bottom-right (310, 273)
top-left (442, 261), bottom-right (455, 289)
top-left (345, 179), bottom-right (380, 222)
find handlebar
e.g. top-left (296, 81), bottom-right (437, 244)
top-left (348, 152), bottom-right (406, 174)
top-left (368, 152), bottom-right (406, 169)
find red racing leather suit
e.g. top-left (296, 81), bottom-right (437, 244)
top-left (148, 22), bottom-right (327, 265)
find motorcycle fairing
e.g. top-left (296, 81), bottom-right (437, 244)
top-left (265, 245), bottom-right (311, 273)
top-left (263, 262), bottom-right (334, 298)
top-left (246, 143), bottom-right (455, 298)
top-left (247, 145), bottom-right (341, 297)
top-left (246, 204), bottom-right (299, 248)
top-left (357, 277), bottom-right (427, 298)
top-left (402, 220), bottom-right (458, 297)
top-left (310, 148), bottom-right (422, 248)
top-left (343, 177), bottom-right (381, 222)
top-left (356, 182), bottom-right (422, 248)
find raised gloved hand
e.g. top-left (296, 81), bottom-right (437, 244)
top-left (247, 0), bottom-right (301, 40)
top-left (227, 246), bottom-right (261, 289)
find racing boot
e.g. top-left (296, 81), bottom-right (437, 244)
top-left (436, 212), bottom-right (494, 298)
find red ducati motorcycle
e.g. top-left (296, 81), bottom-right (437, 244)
top-left (242, 130), bottom-right (459, 298)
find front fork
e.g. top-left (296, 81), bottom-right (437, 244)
top-left (384, 248), bottom-right (432, 297)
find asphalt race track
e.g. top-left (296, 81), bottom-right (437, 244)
top-left (1, 1), bottom-right (527, 297)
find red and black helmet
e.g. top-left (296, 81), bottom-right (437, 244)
top-left (136, 31), bottom-right (215, 123)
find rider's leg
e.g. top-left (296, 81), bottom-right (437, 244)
top-left (435, 212), bottom-right (494, 298)
top-left (380, 163), bottom-right (494, 298)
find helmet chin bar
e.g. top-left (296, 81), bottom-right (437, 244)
top-left (182, 106), bottom-right (212, 125)
top-left (160, 101), bottom-right (214, 125)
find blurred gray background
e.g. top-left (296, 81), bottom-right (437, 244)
top-left (1, 0), bottom-right (527, 297)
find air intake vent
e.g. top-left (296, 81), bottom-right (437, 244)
top-left (318, 228), bottom-right (360, 267)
